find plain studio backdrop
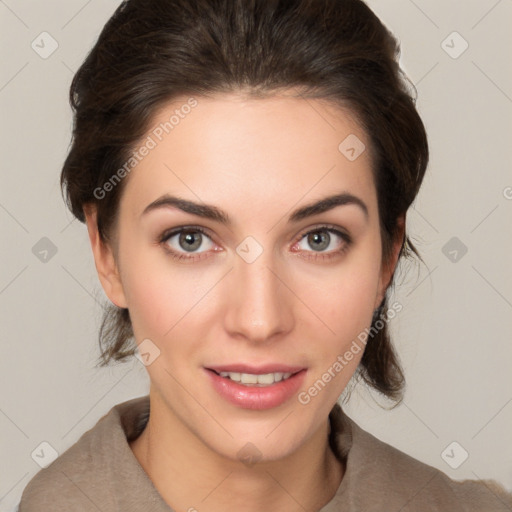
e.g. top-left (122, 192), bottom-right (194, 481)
top-left (1, 0), bottom-right (511, 509)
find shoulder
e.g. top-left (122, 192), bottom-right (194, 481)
top-left (18, 396), bottom-right (150, 512)
top-left (448, 478), bottom-right (512, 511)
top-left (329, 405), bottom-right (512, 512)
top-left (367, 429), bottom-right (512, 511)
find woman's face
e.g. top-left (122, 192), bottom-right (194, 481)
top-left (93, 91), bottom-right (397, 462)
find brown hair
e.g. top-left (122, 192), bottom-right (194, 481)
top-left (61, 0), bottom-right (428, 404)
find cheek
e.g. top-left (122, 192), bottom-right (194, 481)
top-left (119, 244), bottom-right (219, 347)
top-left (297, 265), bottom-right (380, 401)
top-left (116, 238), bottom-right (179, 340)
top-left (307, 274), bottom-right (377, 356)
top-left (310, 249), bottom-right (381, 324)
top-left (125, 277), bottom-right (172, 340)
top-left (298, 243), bottom-right (382, 364)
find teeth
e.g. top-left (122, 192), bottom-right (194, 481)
top-left (218, 371), bottom-right (293, 386)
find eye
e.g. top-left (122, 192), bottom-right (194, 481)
top-left (158, 224), bottom-right (352, 263)
top-left (293, 225), bottom-right (352, 261)
top-left (159, 226), bottom-right (216, 261)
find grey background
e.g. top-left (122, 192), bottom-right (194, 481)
top-left (1, 0), bottom-right (511, 509)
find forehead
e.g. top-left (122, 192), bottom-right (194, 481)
top-left (120, 92), bottom-right (377, 221)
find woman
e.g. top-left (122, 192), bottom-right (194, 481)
top-left (19, 0), bottom-right (511, 510)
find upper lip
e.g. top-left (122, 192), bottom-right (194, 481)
top-left (206, 364), bottom-right (306, 375)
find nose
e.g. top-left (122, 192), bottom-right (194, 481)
top-left (223, 251), bottom-right (295, 344)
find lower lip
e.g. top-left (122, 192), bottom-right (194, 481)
top-left (205, 369), bottom-right (307, 410)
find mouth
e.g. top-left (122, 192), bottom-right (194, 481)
top-left (206, 368), bottom-right (302, 387)
top-left (204, 365), bottom-right (307, 410)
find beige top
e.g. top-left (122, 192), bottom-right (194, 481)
top-left (19, 395), bottom-right (512, 511)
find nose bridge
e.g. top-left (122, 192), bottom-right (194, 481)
top-left (223, 242), bottom-right (293, 342)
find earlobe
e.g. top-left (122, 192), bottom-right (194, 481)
top-left (83, 204), bottom-right (128, 308)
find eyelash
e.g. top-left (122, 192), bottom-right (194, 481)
top-left (158, 224), bottom-right (352, 263)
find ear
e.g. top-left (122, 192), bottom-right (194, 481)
top-left (375, 215), bottom-right (406, 309)
top-left (83, 204), bottom-right (128, 308)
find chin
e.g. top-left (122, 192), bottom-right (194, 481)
top-left (200, 407), bottom-right (320, 465)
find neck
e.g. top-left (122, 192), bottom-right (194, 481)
top-left (129, 393), bottom-right (344, 512)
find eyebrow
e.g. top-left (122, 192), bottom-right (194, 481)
top-left (141, 192), bottom-right (368, 224)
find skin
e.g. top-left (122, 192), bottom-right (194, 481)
top-left (84, 90), bottom-right (404, 512)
